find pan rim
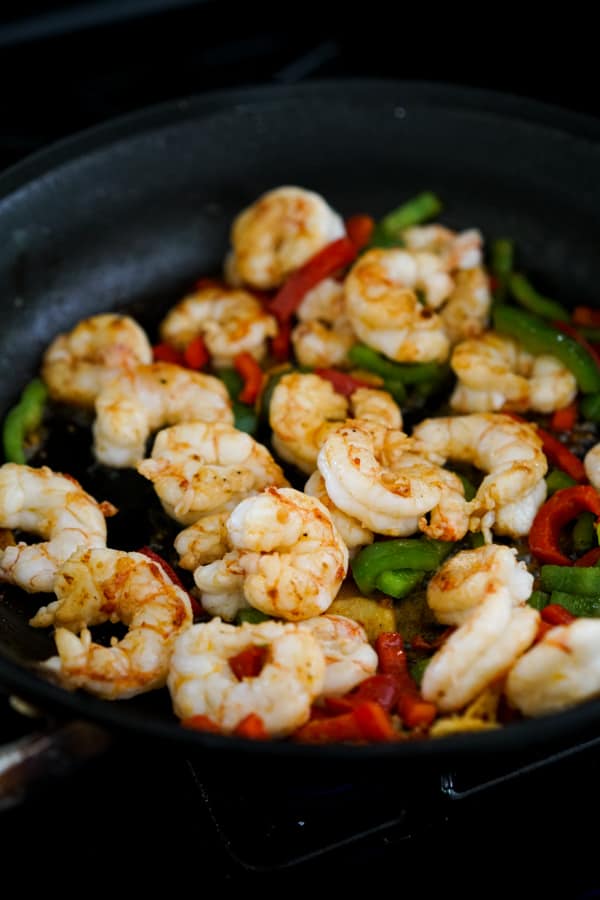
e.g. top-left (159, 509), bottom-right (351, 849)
top-left (2, 76), bottom-right (600, 761)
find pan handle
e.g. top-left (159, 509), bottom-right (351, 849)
top-left (0, 702), bottom-right (112, 811)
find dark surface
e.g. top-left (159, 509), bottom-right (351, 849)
top-left (1, 4), bottom-right (599, 893)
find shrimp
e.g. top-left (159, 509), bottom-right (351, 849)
top-left (427, 544), bottom-right (533, 626)
top-left (158, 284), bottom-right (277, 367)
top-left (450, 332), bottom-right (577, 414)
top-left (505, 619), bottom-right (600, 717)
top-left (304, 470), bottom-right (373, 553)
top-left (439, 268), bottom-right (491, 344)
top-left (40, 313), bottom-right (153, 408)
top-left (344, 249), bottom-right (450, 363)
top-left (421, 589), bottom-right (539, 712)
top-left (92, 362), bottom-right (233, 468)
top-left (137, 422), bottom-right (288, 525)
top-left (317, 421), bottom-right (455, 537)
top-left (33, 548), bottom-right (193, 699)
top-left (291, 278), bottom-right (356, 368)
top-left (228, 185), bottom-right (345, 289)
top-left (0, 463), bottom-right (112, 593)
top-left (194, 487), bottom-right (348, 621)
top-left (174, 512), bottom-right (231, 570)
top-left (584, 443), bottom-right (600, 491)
top-left (269, 372), bottom-right (401, 474)
top-left (167, 617), bottom-right (326, 737)
top-left (298, 614), bottom-right (378, 697)
top-left (402, 225), bottom-right (483, 271)
top-left (411, 413), bottom-right (547, 538)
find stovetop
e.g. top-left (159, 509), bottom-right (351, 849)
top-left (1, 4), bottom-right (599, 894)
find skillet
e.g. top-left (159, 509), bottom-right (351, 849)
top-left (2, 77), bottom-right (600, 773)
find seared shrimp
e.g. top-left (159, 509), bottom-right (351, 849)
top-left (0, 463), bottom-right (111, 593)
top-left (450, 332), bottom-right (577, 414)
top-left (158, 284), bottom-right (277, 367)
top-left (93, 362), bottom-right (233, 467)
top-left (174, 512), bottom-right (231, 571)
top-left (584, 443), bottom-right (600, 491)
top-left (421, 590), bottom-right (539, 712)
top-left (439, 268), bottom-right (491, 344)
top-left (137, 422), bottom-right (287, 525)
top-left (298, 614), bottom-right (378, 697)
top-left (167, 617), bottom-right (326, 737)
top-left (229, 186), bottom-right (345, 289)
top-left (411, 413), bottom-right (547, 538)
top-left (34, 548), bottom-right (193, 699)
top-left (505, 619), bottom-right (600, 717)
top-left (269, 372), bottom-right (401, 473)
top-left (292, 278), bottom-right (356, 368)
top-left (402, 225), bottom-right (483, 271)
top-left (304, 470), bottom-right (373, 553)
top-left (41, 313), bottom-right (153, 408)
top-left (427, 544), bottom-right (533, 626)
top-left (344, 248), bottom-right (450, 363)
top-left (194, 487), bottom-right (348, 621)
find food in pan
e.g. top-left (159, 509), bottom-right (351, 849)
top-left (2, 184), bottom-right (600, 744)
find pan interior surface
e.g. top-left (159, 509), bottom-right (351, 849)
top-left (1, 79), bottom-right (600, 761)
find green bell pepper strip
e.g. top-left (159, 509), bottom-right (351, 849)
top-left (540, 564), bottom-right (600, 596)
top-left (508, 272), bottom-right (569, 321)
top-left (2, 378), bottom-right (48, 464)
top-left (217, 367), bottom-right (244, 400)
top-left (493, 304), bottom-right (600, 394)
top-left (580, 393), bottom-right (600, 423)
top-left (232, 402), bottom-right (258, 435)
top-left (572, 511), bottom-right (597, 554)
top-left (527, 590), bottom-right (550, 611)
top-left (490, 238), bottom-right (514, 303)
top-left (236, 607), bottom-right (272, 625)
top-left (347, 344), bottom-right (441, 386)
top-left (545, 468), bottom-right (578, 496)
top-left (369, 192), bottom-right (443, 248)
top-left (468, 531), bottom-right (486, 549)
top-left (410, 656), bottom-right (431, 687)
top-left (375, 569), bottom-right (425, 599)
top-left (351, 538), bottom-right (453, 595)
top-left (548, 591), bottom-right (600, 617)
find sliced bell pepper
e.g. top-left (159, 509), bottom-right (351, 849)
top-left (183, 334), bottom-right (210, 370)
top-left (233, 352), bottom-right (264, 405)
top-left (493, 305), bottom-right (600, 394)
top-left (233, 713), bottom-right (268, 740)
top-left (545, 468), bottom-right (578, 496)
top-left (313, 368), bottom-right (373, 398)
top-left (580, 393), bottom-right (600, 423)
top-left (347, 344), bottom-right (442, 385)
top-left (270, 320), bottom-right (292, 362)
top-left (553, 320), bottom-right (600, 377)
top-left (375, 632), bottom-right (437, 729)
top-left (540, 604), bottom-right (577, 626)
top-left (228, 645), bottom-right (268, 680)
top-left (508, 272), bottom-right (569, 321)
top-left (2, 377), bottom-right (47, 464)
top-left (548, 591), bottom-right (600, 617)
top-left (489, 238), bottom-right (514, 304)
top-left (152, 342), bottom-right (185, 365)
top-left (345, 214), bottom-right (375, 250)
top-left (529, 486), bottom-right (600, 565)
top-left (541, 563), bottom-right (600, 595)
top-left (181, 714), bottom-right (221, 733)
top-left (509, 413), bottom-right (586, 483)
top-left (572, 511), bottom-right (596, 554)
top-left (375, 569), bottom-right (425, 599)
top-left (269, 237), bottom-right (357, 323)
top-left (527, 590), bottom-right (550, 611)
top-left (575, 547), bottom-right (600, 567)
top-left (351, 538), bottom-right (453, 595)
top-left (369, 192), bottom-right (443, 248)
top-left (550, 401), bottom-right (578, 433)
top-left (573, 306), bottom-right (600, 328)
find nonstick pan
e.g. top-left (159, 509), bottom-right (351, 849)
top-left (2, 78), bottom-right (600, 772)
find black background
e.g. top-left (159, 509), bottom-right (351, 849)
top-left (0, 4), bottom-right (599, 895)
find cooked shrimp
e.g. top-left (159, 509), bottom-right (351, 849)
top-left (439, 268), bottom-right (491, 344)
top-left (158, 284), bottom-right (277, 367)
top-left (421, 590), bottom-right (539, 712)
top-left (229, 185), bottom-right (345, 289)
top-left (427, 544), bottom-right (533, 626)
top-left (174, 512), bottom-right (231, 570)
top-left (344, 249), bottom-right (450, 363)
top-left (304, 470), bottom-right (374, 553)
top-left (0, 463), bottom-right (111, 593)
top-left (41, 313), bottom-right (153, 408)
top-left (584, 442), bottom-right (600, 491)
top-left (269, 373), bottom-right (401, 474)
top-left (92, 362), bottom-right (233, 468)
top-left (402, 225), bottom-right (483, 271)
top-left (317, 421), bottom-right (454, 537)
top-left (450, 332), bottom-right (577, 414)
top-left (298, 614), bottom-right (378, 697)
top-left (296, 277), bottom-right (346, 323)
top-left (137, 422), bottom-right (287, 525)
top-left (33, 548), bottom-right (193, 699)
top-left (411, 413), bottom-right (547, 538)
top-left (505, 619), bottom-right (600, 717)
top-left (194, 487), bottom-right (348, 621)
top-left (167, 617), bottom-right (326, 737)
top-left (292, 277), bottom-right (356, 368)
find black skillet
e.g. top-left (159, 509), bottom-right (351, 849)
top-left (2, 78), bottom-right (600, 776)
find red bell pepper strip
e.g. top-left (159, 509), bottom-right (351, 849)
top-left (550, 401), bottom-right (578, 433)
top-left (506, 412), bottom-right (586, 482)
top-left (233, 713), bottom-right (268, 740)
top-left (233, 352), bottom-right (264, 404)
top-left (137, 545), bottom-right (204, 617)
top-left (575, 547), bottom-right (600, 567)
top-left (270, 320), bottom-right (292, 362)
top-left (345, 214), bottom-right (375, 250)
top-left (313, 368), bottom-right (373, 398)
top-left (573, 306), bottom-right (600, 328)
top-left (152, 342), bottom-right (185, 365)
top-left (228, 645), bottom-right (268, 680)
top-left (323, 674), bottom-right (401, 715)
top-left (269, 237), bottom-right (357, 323)
top-left (183, 335), bottom-right (210, 370)
top-left (181, 714), bottom-right (221, 733)
top-left (534, 621), bottom-right (554, 643)
top-left (528, 485), bottom-right (600, 565)
top-left (352, 701), bottom-right (396, 741)
top-left (293, 709), bottom-right (364, 743)
top-left (375, 632), bottom-right (437, 729)
top-left (540, 604), bottom-right (577, 626)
